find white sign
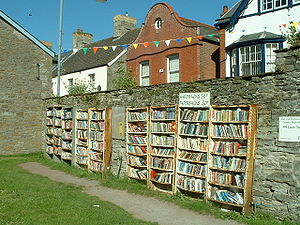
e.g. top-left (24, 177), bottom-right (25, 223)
top-left (279, 117), bottom-right (300, 142)
top-left (179, 92), bottom-right (210, 108)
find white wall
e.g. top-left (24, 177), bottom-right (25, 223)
top-left (224, 2), bottom-right (300, 76)
top-left (52, 66), bottom-right (108, 96)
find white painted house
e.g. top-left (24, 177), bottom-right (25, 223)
top-left (215, 0), bottom-right (300, 77)
top-left (53, 14), bottom-right (140, 96)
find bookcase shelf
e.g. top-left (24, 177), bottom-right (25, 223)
top-left (148, 105), bottom-right (177, 193)
top-left (75, 109), bottom-right (89, 167)
top-left (126, 107), bottom-right (149, 181)
top-left (207, 104), bottom-right (257, 213)
top-left (61, 107), bottom-right (74, 163)
top-left (175, 107), bottom-right (209, 195)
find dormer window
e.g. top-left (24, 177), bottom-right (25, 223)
top-left (262, 0), bottom-right (287, 11)
top-left (155, 18), bottom-right (162, 29)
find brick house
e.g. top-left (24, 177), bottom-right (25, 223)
top-left (0, 10), bottom-right (54, 155)
top-left (126, 2), bottom-right (221, 86)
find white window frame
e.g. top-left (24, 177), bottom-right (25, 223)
top-left (167, 54), bottom-right (180, 83)
top-left (261, 0), bottom-right (287, 11)
top-left (293, 0), bottom-right (300, 4)
top-left (68, 78), bottom-right (74, 87)
top-left (140, 61), bottom-right (150, 86)
top-left (265, 43), bottom-right (279, 72)
top-left (239, 45), bottom-right (262, 76)
top-left (231, 49), bottom-right (237, 77)
top-left (155, 18), bottom-right (162, 30)
top-left (89, 73), bottom-right (95, 87)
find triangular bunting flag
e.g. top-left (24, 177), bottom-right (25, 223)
top-left (93, 47), bottom-right (99, 53)
top-left (154, 41), bottom-right (160, 47)
top-left (122, 44), bottom-right (129, 49)
top-left (103, 46), bottom-right (109, 50)
top-left (176, 39), bottom-right (182, 44)
top-left (112, 46), bottom-right (117, 51)
top-left (186, 37), bottom-right (192, 43)
top-left (282, 24), bottom-right (287, 28)
top-left (207, 34), bottom-right (214, 37)
top-left (83, 48), bottom-right (88, 54)
top-left (165, 40), bottom-right (171, 46)
top-left (63, 49), bottom-right (68, 53)
top-left (143, 42), bottom-right (149, 48)
top-left (133, 43), bottom-right (139, 49)
top-left (73, 48), bottom-right (79, 54)
top-left (293, 22), bottom-right (299, 28)
top-left (197, 35), bottom-right (203, 40)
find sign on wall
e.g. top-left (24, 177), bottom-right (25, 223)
top-left (179, 92), bottom-right (210, 108)
top-left (279, 117), bottom-right (300, 142)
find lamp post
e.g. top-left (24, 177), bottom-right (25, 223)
top-left (56, 0), bottom-right (108, 96)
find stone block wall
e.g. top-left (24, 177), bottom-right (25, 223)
top-left (0, 18), bottom-right (53, 155)
top-left (44, 48), bottom-right (300, 219)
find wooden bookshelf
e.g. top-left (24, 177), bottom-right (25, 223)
top-left (175, 107), bottom-right (209, 195)
top-left (148, 105), bottom-right (178, 193)
top-left (75, 109), bottom-right (89, 167)
top-left (206, 105), bottom-right (257, 213)
top-left (126, 107), bottom-right (149, 180)
top-left (45, 107), bottom-right (55, 158)
top-left (88, 108), bottom-right (112, 173)
top-left (61, 107), bottom-right (74, 163)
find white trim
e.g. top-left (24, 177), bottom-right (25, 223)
top-left (0, 10), bottom-right (55, 57)
top-left (107, 49), bottom-right (127, 67)
top-left (140, 61), bottom-right (150, 86)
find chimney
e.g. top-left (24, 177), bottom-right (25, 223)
top-left (113, 13), bottom-right (137, 37)
top-left (221, 6), bottom-right (228, 17)
top-left (73, 29), bottom-right (93, 49)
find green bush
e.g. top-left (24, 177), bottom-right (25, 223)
top-left (112, 67), bottom-right (136, 90)
top-left (281, 21), bottom-right (300, 47)
top-left (68, 80), bottom-right (95, 95)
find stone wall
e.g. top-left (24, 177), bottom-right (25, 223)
top-left (0, 18), bottom-right (53, 155)
top-left (44, 48), bottom-right (300, 219)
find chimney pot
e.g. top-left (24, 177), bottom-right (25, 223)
top-left (221, 5), bottom-right (228, 16)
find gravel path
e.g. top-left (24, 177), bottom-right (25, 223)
top-left (19, 162), bottom-right (242, 225)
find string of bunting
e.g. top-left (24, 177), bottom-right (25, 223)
top-left (67, 34), bottom-right (217, 55)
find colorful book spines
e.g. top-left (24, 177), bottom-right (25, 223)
top-left (178, 137), bottom-right (207, 151)
top-left (128, 155), bottom-right (147, 167)
top-left (210, 187), bottom-right (244, 205)
top-left (151, 107), bottom-right (175, 120)
top-left (127, 111), bottom-right (148, 121)
top-left (178, 151), bottom-right (207, 162)
top-left (128, 123), bottom-right (147, 132)
top-left (212, 156), bottom-right (246, 171)
top-left (213, 124), bottom-right (248, 138)
top-left (177, 175), bottom-right (206, 192)
top-left (128, 135), bottom-right (147, 145)
top-left (151, 122), bottom-right (176, 132)
top-left (180, 123), bottom-right (208, 136)
top-left (151, 135), bottom-right (174, 146)
top-left (90, 111), bottom-right (105, 120)
top-left (210, 171), bottom-right (245, 187)
top-left (212, 141), bottom-right (247, 155)
top-left (127, 145), bottom-right (147, 155)
top-left (128, 167), bottom-right (147, 179)
top-left (178, 161), bottom-right (207, 177)
top-left (151, 157), bottom-right (173, 170)
top-left (180, 109), bottom-right (208, 121)
top-left (212, 108), bottom-right (248, 122)
top-left (76, 111), bottom-right (88, 120)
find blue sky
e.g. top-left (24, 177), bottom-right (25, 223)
top-left (1, 0), bottom-right (237, 53)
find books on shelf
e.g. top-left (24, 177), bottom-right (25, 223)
top-left (211, 108), bottom-right (248, 122)
top-left (212, 124), bottom-right (247, 138)
top-left (180, 123), bottom-right (208, 136)
top-left (151, 107), bottom-right (176, 120)
top-left (151, 157), bottom-right (173, 170)
top-left (211, 141), bottom-right (247, 156)
top-left (151, 170), bottom-right (173, 184)
top-left (128, 155), bottom-right (147, 167)
top-left (151, 134), bottom-right (174, 146)
top-left (178, 150), bottom-right (207, 163)
top-left (178, 137), bottom-right (208, 151)
top-left (127, 145), bottom-right (147, 156)
top-left (180, 109), bottom-right (208, 122)
top-left (177, 175), bottom-right (206, 193)
top-left (210, 171), bottom-right (245, 188)
top-left (178, 161), bottom-right (207, 177)
top-left (209, 187), bottom-right (244, 205)
top-left (128, 167), bottom-right (147, 180)
top-left (212, 156), bottom-right (246, 171)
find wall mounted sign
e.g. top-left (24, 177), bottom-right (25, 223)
top-left (179, 92), bottom-right (210, 108)
top-left (279, 117), bottom-right (300, 142)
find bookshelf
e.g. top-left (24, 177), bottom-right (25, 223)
top-left (75, 109), bottom-right (89, 167)
top-left (206, 105), bottom-right (257, 213)
top-left (61, 107), bottom-right (74, 163)
top-left (126, 107), bottom-right (149, 180)
top-left (148, 105), bottom-right (178, 193)
top-left (88, 108), bottom-right (112, 173)
top-left (175, 107), bottom-right (209, 194)
top-left (46, 107), bottom-right (55, 158)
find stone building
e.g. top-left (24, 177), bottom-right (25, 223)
top-left (126, 2), bottom-right (221, 86)
top-left (0, 10), bottom-right (54, 155)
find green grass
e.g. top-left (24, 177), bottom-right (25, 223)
top-left (0, 154), bottom-right (157, 225)
top-left (1, 153), bottom-right (299, 225)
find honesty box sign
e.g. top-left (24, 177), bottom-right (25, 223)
top-left (179, 92), bottom-right (210, 108)
top-left (279, 117), bottom-right (300, 142)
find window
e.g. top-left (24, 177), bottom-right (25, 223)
top-left (68, 78), bottom-right (73, 87)
top-left (265, 43), bottom-right (279, 72)
top-left (155, 18), bottom-right (162, 30)
top-left (167, 54), bottom-right (180, 83)
top-left (140, 61), bottom-right (150, 86)
top-left (231, 49), bottom-right (237, 77)
top-left (89, 73), bottom-right (95, 86)
top-left (293, 0), bottom-right (300, 3)
top-left (240, 45), bottom-right (262, 76)
top-left (262, 0), bottom-right (287, 11)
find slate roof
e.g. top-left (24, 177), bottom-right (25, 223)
top-left (55, 28), bottom-right (140, 76)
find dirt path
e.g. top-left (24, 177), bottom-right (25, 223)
top-left (19, 162), bottom-right (242, 225)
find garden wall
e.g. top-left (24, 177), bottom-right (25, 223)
top-left (44, 48), bottom-right (300, 219)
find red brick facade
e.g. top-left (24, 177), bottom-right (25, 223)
top-left (127, 3), bottom-right (220, 86)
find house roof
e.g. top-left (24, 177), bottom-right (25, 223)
top-left (0, 10), bottom-right (55, 57)
top-left (227, 31), bottom-right (284, 49)
top-left (55, 28), bottom-right (140, 76)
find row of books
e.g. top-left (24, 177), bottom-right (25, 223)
top-left (178, 137), bottom-right (208, 151)
top-left (211, 108), bottom-right (248, 122)
top-left (151, 108), bottom-right (175, 120)
top-left (212, 124), bottom-right (248, 138)
top-left (127, 111), bottom-right (148, 121)
top-left (212, 156), bottom-right (246, 171)
top-left (62, 110), bottom-right (72, 119)
top-left (151, 171), bottom-right (173, 184)
top-left (61, 151), bottom-right (72, 160)
top-left (177, 175), bottom-right (206, 193)
top-left (53, 147), bottom-right (62, 155)
top-left (61, 131), bottom-right (72, 140)
top-left (90, 121), bottom-right (105, 130)
top-left (151, 122), bottom-right (176, 133)
top-left (77, 121), bottom-right (88, 129)
top-left (53, 137), bottom-right (62, 146)
top-left (180, 109), bottom-right (208, 122)
top-left (151, 135), bottom-right (174, 146)
top-left (178, 151), bottom-right (207, 162)
top-left (90, 152), bottom-right (103, 161)
top-left (210, 187), bottom-right (244, 205)
top-left (180, 123), bottom-right (208, 136)
top-left (151, 157), bottom-right (173, 170)
top-left (47, 118), bottom-right (62, 127)
top-left (90, 141), bottom-right (104, 151)
top-left (128, 167), bottom-right (147, 180)
top-left (46, 146), bottom-right (54, 154)
top-left (211, 141), bottom-right (247, 155)
top-left (76, 155), bottom-right (88, 165)
top-left (128, 123), bottom-right (147, 132)
top-left (46, 128), bottom-right (62, 137)
top-left (178, 162), bottom-right (207, 177)
top-left (128, 135), bottom-right (147, 145)
top-left (76, 146), bottom-right (89, 156)
top-left (90, 131), bottom-right (104, 141)
top-left (62, 141), bottom-right (72, 150)
top-left (128, 155), bottom-right (147, 167)
top-left (47, 108), bottom-right (62, 117)
top-left (210, 171), bottom-right (245, 188)
top-left (62, 120), bottom-right (73, 129)
top-left (76, 130), bottom-right (87, 139)
top-left (151, 148), bottom-right (174, 156)
top-left (90, 111), bottom-right (105, 120)
top-left (76, 111), bottom-right (88, 120)
top-left (127, 145), bottom-right (147, 155)
top-left (89, 161), bottom-right (104, 172)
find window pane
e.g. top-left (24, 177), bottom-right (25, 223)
top-left (140, 61), bottom-right (150, 86)
top-left (170, 72), bottom-right (179, 83)
top-left (168, 54), bottom-right (180, 83)
top-left (142, 77), bottom-right (149, 86)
